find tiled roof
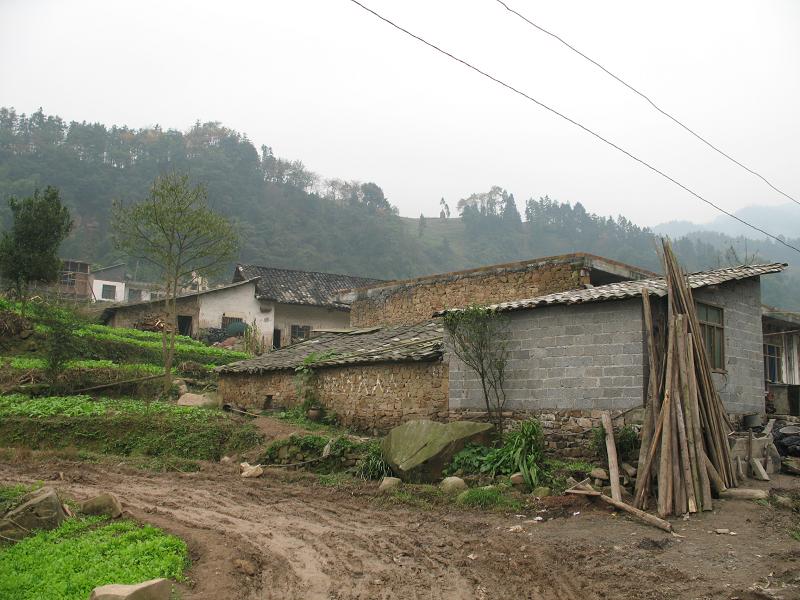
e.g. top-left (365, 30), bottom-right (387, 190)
top-left (217, 321), bottom-right (444, 374)
top-left (234, 264), bottom-right (384, 308)
top-left (436, 263), bottom-right (787, 315)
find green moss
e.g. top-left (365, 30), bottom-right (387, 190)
top-left (0, 517), bottom-right (188, 600)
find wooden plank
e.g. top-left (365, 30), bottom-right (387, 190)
top-left (719, 488), bottom-right (768, 500)
top-left (703, 453), bottom-right (726, 495)
top-left (601, 411), bottom-right (623, 503)
top-left (749, 457), bottom-right (770, 481)
top-left (635, 289), bottom-right (659, 504)
top-left (687, 338), bottom-right (713, 510)
top-left (657, 314), bottom-right (676, 517)
top-left (764, 419), bottom-right (776, 436)
top-left (596, 494), bottom-right (673, 532)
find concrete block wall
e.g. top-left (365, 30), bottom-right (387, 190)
top-left (448, 298), bottom-right (646, 412)
top-left (693, 277), bottom-right (764, 414)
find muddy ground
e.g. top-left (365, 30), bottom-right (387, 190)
top-left (2, 458), bottom-right (799, 600)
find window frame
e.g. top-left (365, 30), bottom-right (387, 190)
top-left (101, 284), bottom-right (117, 300)
top-left (764, 343), bottom-right (784, 384)
top-left (696, 301), bottom-right (725, 372)
top-left (290, 324), bottom-right (312, 343)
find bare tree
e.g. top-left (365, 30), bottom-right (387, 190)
top-left (442, 305), bottom-right (510, 434)
top-left (112, 172), bottom-right (238, 392)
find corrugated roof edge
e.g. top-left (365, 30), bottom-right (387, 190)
top-left (434, 263), bottom-right (788, 316)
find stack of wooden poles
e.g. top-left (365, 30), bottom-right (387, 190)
top-left (633, 240), bottom-right (737, 517)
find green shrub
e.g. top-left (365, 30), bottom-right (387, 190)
top-left (456, 487), bottom-right (521, 510)
top-left (592, 424), bottom-right (640, 463)
top-left (0, 517), bottom-right (188, 600)
top-left (0, 395), bottom-right (262, 460)
top-left (444, 443), bottom-right (491, 476)
top-left (353, 440), bottom-right (392, 480)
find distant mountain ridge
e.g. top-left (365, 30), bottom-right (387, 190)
top-left (655, 203), bottom-right (800, 240)
top-left (1, 107), bottom-right (798, 309)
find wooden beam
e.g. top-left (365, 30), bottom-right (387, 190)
top-left (601, 411), bottom-right (623, 502)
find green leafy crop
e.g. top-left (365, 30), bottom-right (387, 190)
top-left (0, 517), bottom-right (188, 600)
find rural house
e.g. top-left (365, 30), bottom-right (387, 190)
top-left (103, 264), bottom-right (382, 343)
top-left (762, 305), bottom-right (800, 416)
top-left (231, 264), bottom-right (383, 348)
top-left (217, 258), bottom-right (787, 456)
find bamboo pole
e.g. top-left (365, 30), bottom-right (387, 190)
top-left (601, 411), bottom-right (623, 502)
top-left (635, 289), bottom-right (658, 503)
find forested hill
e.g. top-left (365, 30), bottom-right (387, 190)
top-left (1, 107), bottom-right (798, 308)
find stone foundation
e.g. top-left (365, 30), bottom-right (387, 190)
top-left (449, 407), bottom-right (643, 459)
top-left (218, 360), bottom-right (449, 433)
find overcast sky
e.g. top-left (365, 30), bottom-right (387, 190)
top-left (1, 0), bottom-right (798, 227)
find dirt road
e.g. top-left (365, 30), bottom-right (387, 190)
top-left (2, 460), bottom-right (798, 600)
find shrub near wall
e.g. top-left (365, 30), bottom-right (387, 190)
top-left (0, 395), bottom-right (263, 460)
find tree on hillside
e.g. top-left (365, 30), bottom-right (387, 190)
top-left (112, 172), bottom-right (239, 392)
top-left (0, 186), bottom-right (73, 304)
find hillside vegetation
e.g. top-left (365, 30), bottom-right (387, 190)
top-left (1, 108), bottom-right (797, 308)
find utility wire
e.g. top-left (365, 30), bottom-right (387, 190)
top-left (347, 0), bottom-right (800, 255)
top-left (495, 0), bottom-right (799, 207)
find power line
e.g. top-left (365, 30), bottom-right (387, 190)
top-left (346, 0), bottom-right (800, 256)
top-left (495, 0), bottom-right (800, 207)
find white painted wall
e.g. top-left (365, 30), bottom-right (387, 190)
top-left (92, 278), bottom-right (126, 302)
top-left (273, 303), bottom-right (350, 347)
top-left (198, 282), bottom-right (269, 333)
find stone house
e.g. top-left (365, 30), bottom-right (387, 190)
top-left (103, 264), bottom-right (382, 342)
top-left (344, 252), bottom-right (655, 328)
top-left (217, 258), bottom-right (786, 455)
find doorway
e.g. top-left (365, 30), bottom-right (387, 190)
top-left (177, 315), bottom-right (193, 336)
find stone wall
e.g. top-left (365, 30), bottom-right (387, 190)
top-left (109, 297), bottom-right (200, 333)
top-left (218, 360), bottom-right (449, 433)
top-left (694, 278), bottom-right (764, 414)
top-left (449, 407), bottom-right (642, 459)
top-left (348, 256), bottom-right (590, 327)
top-left (449, 298), bottom-right (647, 413)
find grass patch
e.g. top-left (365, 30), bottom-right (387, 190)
top-left (791, 528), bottom-right (800, 542)
top-left (0, 482), bottom-right (42, 513)
top-left (317, 472), bottom-right (355, 488)
top-left (385, 485), bottom-right (447, 509)
top-left (274, 404), bottom-right (339, 431)
top-left (455, 486), bottom-right (522, 511)
top-left (0, 516), bottom-right (188, 600)
top-left (0, 395), bottom-right (262, 460)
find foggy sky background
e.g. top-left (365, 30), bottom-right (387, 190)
top-left (1, 0), bottom-right (798, 228)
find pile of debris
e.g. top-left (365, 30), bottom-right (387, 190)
top-left (633, 240), bottom-right (738, 517)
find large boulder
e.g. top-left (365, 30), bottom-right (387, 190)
top-left (89, 578), bottom-right (171, 600)
top-left (81, 493), bottom-right (123, 519)
top-left (177, 392), bottom-right (217, 408)
top-left (0, 486), bottom-right (66, 541)
top-left (382, 420), bottom-right (493, 482)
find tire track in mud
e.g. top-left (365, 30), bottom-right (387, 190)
top-left (3, 461), bottom-right (798, 600)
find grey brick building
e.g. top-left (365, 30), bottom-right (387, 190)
top-left (447, 263), bottom-right (786, 418)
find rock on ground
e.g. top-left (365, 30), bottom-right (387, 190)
top-left (590, 468), bottom-right (609, 481)
top-left (177, 393), bottom-right (217, 408)
top-left (439, 476), bottom-right (467, 494)
top-left (532, 486), bottom-right (551, 498)
top-left (382, 420), bottom-right (493, 482)
top-left (81, 493), bottom-right (123, 519)
top-left (89, 578), bottom-right (171, 600)
top-left (0, 486), bottom-right (66, 541)
top-left (240, 465), bottom-right (264, 478)
top-left (378, 477), bottom-right (402, 492)
top-left (509, 472), bottom-right (525, 486)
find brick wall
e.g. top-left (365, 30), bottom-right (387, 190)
top-left (349, 256), bottom-right (589, 327)
top-left (694, 277), bottom-right (764, 414)
top-left (448, 298), bottom-right (647, 413)
top-left (218, 360), bottom-right (449, 433)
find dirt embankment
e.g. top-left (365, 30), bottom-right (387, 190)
top-left (1, 461), bottom-right (798, 600)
